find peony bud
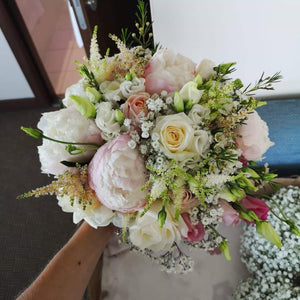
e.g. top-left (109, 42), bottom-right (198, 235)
top-left (256, 221), bottom-right (282, 248)
top-left (70, 95), bottom-right (96, 118)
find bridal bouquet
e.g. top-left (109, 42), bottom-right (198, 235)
top-left (20, 1), bottom-right (299, 273)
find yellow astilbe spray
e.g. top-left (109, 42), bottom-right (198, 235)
top-left (18, 165), bottom-right (99, 211)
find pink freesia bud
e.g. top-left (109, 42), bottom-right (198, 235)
top-left (181, 213), bottom-right (205, 242)
top-left (123, 92), bottom-right (150, 125)
top-left (240, 196), bottom-right (269, 221)
top-left (219, 199), bottom-right (241, 226)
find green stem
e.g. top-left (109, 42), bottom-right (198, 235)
top-left (43, 134), bottom-right (100, 147)
top-left (209, 225), bottom-right (222, 237)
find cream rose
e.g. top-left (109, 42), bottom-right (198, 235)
top-left (196, 59), bottom-right (216, 81)
top-left (152, 112), bottom-right (203, 161)
top-left (100, 80), bottom-right (122, 101)
top-left (95, 102), bottom-right (120, 140)
top-left (129, 201), bottom-right (188, 252)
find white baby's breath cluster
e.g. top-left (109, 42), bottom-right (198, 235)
top-left (233, 186), bottom-right (300, 300)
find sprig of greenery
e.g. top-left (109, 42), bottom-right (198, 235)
top-left (243, 72), bottom-right (282, 95)
top-left (75, 61), bottom-right (99, 89)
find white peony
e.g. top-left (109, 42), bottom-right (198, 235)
top-left (196, 59), bottom-right (216, 81)
top-left (129, 201), bottom-right (188, 252)
top-left (95, 102), bottom-right (121, 140)
top-left (120, 77), bottom-right (146, 98)
top-left (57, 194), bottom-right (115, 228)
top-left (37, 107), bottom-right (102, 176)
top-left (88, 134), bottom-right (147, 213)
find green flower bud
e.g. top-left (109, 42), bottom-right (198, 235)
top-left (218, 187), bottom-right (237, 202)
top-left (188, 177), bottom-right (199, 188)
top-left (243, 167), bottom-right (260, 179)
top-left (114, 109), bottom-right (125, 125)
top-left (158, 207), bottom-right (167, 228)
top-left (238, 211), bottom-right (253, 222)
top-left (21, 127), bottom-right (43, 139)
top-left (248, 210), bottom-right (260, 222)
top-left (291, 225), bottom-right (300, 236)
top-left (236, 177), bottom-right (258, 192)
top-left (174, 92), bottom-right (184, 112)
top-left (219, 240), bottom-right (231, 261)
top-left (125, 69), bottom-right (137, 81)
top-left (261, 173), bottom-right (277, 181)
top-left (233, 78), bottom-right (243, 89)
top-left (70, 95), bottom-right (96, 118)
top-left (256, 221), bottom-right (282, 248)
top-left (230, 186), bottom-right (245, 200)
top-left (184, 99), bottom-right (193, 111)
top-left (194, 73), bottom-right (203, 87)
top-left (86, 87), bottom-right (102, 103)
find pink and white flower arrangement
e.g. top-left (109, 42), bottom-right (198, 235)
top-left (19, 6), bottom-right (299, 274)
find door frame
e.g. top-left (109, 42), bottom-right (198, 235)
top-left (0, 0), bottom-right (57, 111)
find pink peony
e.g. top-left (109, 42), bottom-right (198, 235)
top-left (88, 134), bottom-right (147, 213)
top-left (123, 92), bottom-right (150, 124)
top-left (180, 190), bottom-right (199, 212)
top-left (219, 199), bottom-right (241, 226)
top-left (240, 196), bottom-right (269, 221)
top-left (181, 213), bottom-right (205, 242)
top-left (236, 111), bottom-right (274, 161)
top-left (144, 49), bottom-right (196, 95)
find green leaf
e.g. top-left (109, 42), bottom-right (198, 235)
top-left (256, 221), bottom-right (282, 248)
top-left (70, 95), bottom-right (96, 118)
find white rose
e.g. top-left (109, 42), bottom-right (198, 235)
top-left (152, 112), bottom-right (197, 161)
top-left (129, 201), bottom-right (188, 252)
top-left (179, 81), bottom-right (204, 104)
top-left (100, 80), bottom-right (122, 101)
top-left (95, 102), bottom-right (120, 140)
top-left (57, 195), bottom-right (115, 228)
top-left (62, 79), bottom-right (87, 107)
top-left (196, 59), bottom-right (216, 81)
top-left (37, 107), bottom-right (102, 176)
top-left (188, 104), bottom-right (210, 124)
top-left (120, 77), bottom-right (146, 98)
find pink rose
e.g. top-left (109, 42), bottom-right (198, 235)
top-left (236, 111), bottom-right (274, 161)
top-left (123, 92), bottom-right (150, 124)
top-left (180, 190), bottom-right (199, 212)
top-left (88, 134), bottom-right (147, 213)
top-left (219, 199), bottom-right (241, 226)
top-left (181, 213), bottom-right (205, 242)
top-left (240, 196), bottom-right (269, 221)
top-left (144, 49), bottom-right (196, 95)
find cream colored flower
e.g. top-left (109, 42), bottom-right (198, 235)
top-left (188, 104), bottom-right (210, 124)
top-left (196, 59), bottom-right (216, 81)
top-left (129, 201), bottom-right (188, 252)
top-left (152, 113), bottom-right (203, 161)
top-left (100, 80), bottom-right (122, 101)
top-left (179, 81), bottom-right (204, 104)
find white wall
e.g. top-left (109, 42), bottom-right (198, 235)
top-left (151, 0), bottom-right (300, 97)
top-left (0, 29), bottom-right (34, 100)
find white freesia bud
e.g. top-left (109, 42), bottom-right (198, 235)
top-left (120, 77), bottom-right (145, 98)
top-left (95, 102), bottom-right (120, 140)
top-left (196, 59), bottom-right (216, 81)
top-left (188, 104), bottom-right (210, 124)
top-left (129, 201), bottom-right (188, 252)
top-left (179, 81), bottom-right (204, 104)
top-left (100, 80), bottom-right (122, 101)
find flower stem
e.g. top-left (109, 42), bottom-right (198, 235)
top-left (43, 134), bottom-right (100, 147)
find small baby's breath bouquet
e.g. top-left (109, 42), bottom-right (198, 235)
top-left (20, 1), bottom-right (299, 274)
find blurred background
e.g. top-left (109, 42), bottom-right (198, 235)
top-left (0, 0), bottom-right (299, 299)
